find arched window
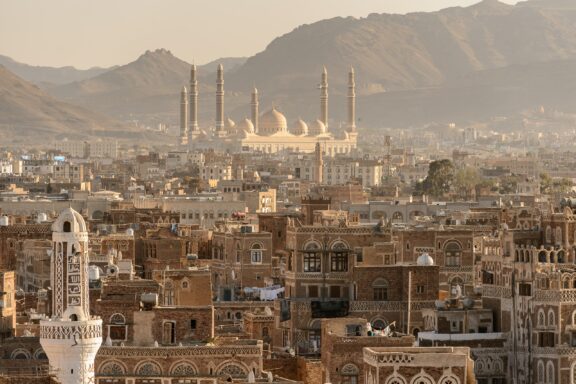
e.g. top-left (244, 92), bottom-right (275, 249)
top-left (537, 361), bottom-right (545, 383)
top-left (538, 310), bottom-right (546, 328)
top-left (171, 363), bottom-right (197, 376)
top-left (444, 242), bottom-right (462, 267)
top-left (545, 226), bottom-right (552, 244)
top-left (100, 361), bottom-right (126, 376)
top-left (449, 276), bottom-right (464, 296)
top-left (539, 250), bottom-right (547, 263)
top-left (548, 310), bottom-right (555, 327)
top-left (164, 280), bottom-right (174, 306)
top-left (250, 243), bottom-right (263, 264)
top-left (217, 364), bottom-right (247, 377)
top-left (340, 363), bottom-right (359, 384)
top-left (439, 375), bottom-right (460, 384)
top-left (110, 313), bottom-right (126, 325)
top-left (63, 221), bottom-right (71, 232)
top-left (546, 361), bottom-right (554, 384)
top-left (136, 362), bottom-right (161, 376)
top-left (372, 278), bottom-right (388, 301)
top-left (330, 242), bottom-right (348, 272)
top-left (385, 375), bottom-right (407, 384)
top-left (109, 313), bottom-right (127, 341)
top-left (303, 242), bottom-right (321, 272)
top-left (409, 372), bottom-right (434, 384)
top-left (182, 280), bottom-right (189, 289)
top-left (555, 227), bottom-right (562, 245)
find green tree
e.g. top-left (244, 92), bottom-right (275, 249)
top-left (454, 167), bottom-right (481, 199)
top-left (420, 159), bottom-right (455, 197)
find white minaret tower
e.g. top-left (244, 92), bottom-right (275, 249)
top-left (215, 64), bottom-right (226, 137)
top-left (251, 87), bottom-right (259, 134)
top-left (180, 86), bottom-right (189, 145)
top-left (40, 208), bottom-right (102, 384)
top-left (347, 66), bottom-right (356, 132)
top-left (189, 64), bottom-right (199, 139)
top-left (346, 66), bottom-right (358, 144)
top-left (320, 66), bottom-right (328, 129)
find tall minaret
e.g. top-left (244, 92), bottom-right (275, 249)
top-left (40, 208), bottom-right (102, 384)
top-left (251, 87), bottom-right (259, 133)
top-left (314, 142), bottom-right (323, 184)
top-left (215, 64), bottom-right (226, 137)
top-left (189, 64), bottom-right (199, 138)
top-left (347, 66), bottom-right (356, 133)
top-left (320, 66), bottom-right (328, 129)
top-left (180, 86), bottom-right (189, 145)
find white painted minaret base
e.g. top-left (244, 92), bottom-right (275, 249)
top-left (40, 208), bottom-right (102, 384)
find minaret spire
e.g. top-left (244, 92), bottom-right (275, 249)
top-left (40, 208), bottom-right (102, 384)
top-left (251, 87), bottom-right (259, 134)
top-left (180, 86), bottom-right (189, 145)
top-left (189, 64), bottom-right (199, 139)
top-left (347, 66), bottom-right (356, 133)
top-left (215, 64), bottom-right (226, 137)
top-left (320, 66), bottom-right (328, 129)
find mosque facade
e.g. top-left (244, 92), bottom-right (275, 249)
top-left (179, 65), bottom-right (358, 156)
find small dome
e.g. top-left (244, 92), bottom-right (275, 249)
top-left (236, 118), bottom-right (255, 134)
top-left (308, 119), bottom-right (326, 136)
top-left (417, 252), bottom-right (434, 266)
top-left (259, 108), bottom-right (287, 135)
top-left (291, 119), bottom-right (308, 136)
top-left (52, 207), bottom-right (87, 233)
top-left (225, 117), bottom-right (236, 133)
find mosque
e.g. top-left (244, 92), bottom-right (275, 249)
top-left (179, 65), bottom-right (358, 156)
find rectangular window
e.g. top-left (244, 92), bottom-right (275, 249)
top-left (538, 332), bottom-right (555, 347)
top-left (304, 252), bottom-right (321, 272)
top-left (330, 285), bottom-right (341, 298)
top-left (308, 285), bottom-right (319, 298)
top-left (373, 287), bottom-right (387, 301)
top-left (519, 283), bottom-right (531, 296)
top-left (330, 252), bottom-right (348, 272)
top-left (190, 319), bottom-right (197, 330)
top-left (251, 250), bottom-right (262, 264)
top-left (416, 285), bottom-right (425, 294)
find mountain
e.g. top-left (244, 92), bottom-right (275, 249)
top-left (47, 1), bottom-right (576, 127)
top-left (0, 65), bottom-right (141, 145)
top-left (49, 49), bottom-right (247, 122)
top-left (227, 0), bottom-right (576, 94)
top-left (0, 54), bottom-right (112, 86)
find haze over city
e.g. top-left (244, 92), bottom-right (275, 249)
top-left (1, 1), bottom-right (576, 384)
top-left (1, 0), bottom-right (516, 68)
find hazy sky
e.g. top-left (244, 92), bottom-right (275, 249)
top-left (1, 0), bottom-right (516, 69)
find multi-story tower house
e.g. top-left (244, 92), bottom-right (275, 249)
top-left (39, 208), bottom-right (102, 384)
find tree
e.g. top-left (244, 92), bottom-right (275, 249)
top-left (419, 159), bottom-right (455, 197)
top-left (454, 167), bottom-right (482, 199)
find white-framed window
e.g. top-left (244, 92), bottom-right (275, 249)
top-left (250, 243), bottom-right (263, 264)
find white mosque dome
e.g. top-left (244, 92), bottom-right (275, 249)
top-left (259, 108), bottom-right (287, 136)
top-left (225, 117), bottom-right (236, 133)
top-left (236, 118), bottom-right (255, 134)
top-left (417, 252), bottom-right (434, 266)
top-left (291, 119), bottom-right (308, 136)
top-left (308, 119), bottom-right (327, 136)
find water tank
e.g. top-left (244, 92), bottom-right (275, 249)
top-left (0, 216), bottom-right (9, 226)
top-left (89, 265), bottom-right (100, 281)
top-left (435, 300), bottom-right (446, 310)
top-left (462, 297), bottom-right (475, 309)
top-left (37, 213), bottom-right (48, 223)
top-left (141, 293), bottom-right (158, 306)
top-left (106, 264), bottom-right (118, 276)
top-left (125, 228), bottom-right (134, 236)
